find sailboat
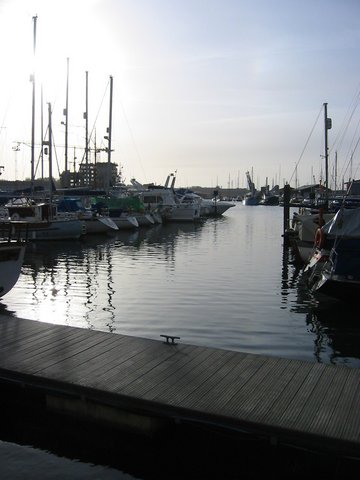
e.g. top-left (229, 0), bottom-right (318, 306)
top-left (3, 18), bottom-right (84, 241)
top-left (289, 103), bottom-right (334, 263)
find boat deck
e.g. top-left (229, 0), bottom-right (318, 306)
top-left (0, 316), bottom-right (359, 459)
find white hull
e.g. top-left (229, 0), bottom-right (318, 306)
top-left (162, 205), bottom-right (201, 222)
top-left (0, 242), bottom-right (25, 297)
top-left (200, 200), bottom-right (235, 216)
top-left (133, 174), bottom-right (201, 223)
top-left (84, 217), bottom-right (119, 234)
top-left (10, 219), bottom-right (85, 241)
top-left (111, 214), bottom-right (139, 229)
top-left (133, 212), bottom-right (155, 227)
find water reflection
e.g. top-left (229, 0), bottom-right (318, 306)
top-left (1, 207), bottom-right (359, 368)
top-left (280, 243), bottom-right (360, 366)
top-left (305, 303), bottom-right (360, 367)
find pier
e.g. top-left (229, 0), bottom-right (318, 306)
top-left (0, 315), bottom-right (359, 475)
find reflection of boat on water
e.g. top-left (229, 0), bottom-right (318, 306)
top-left (306, 303), bottom-right (360, 366)
top-left (282, 243), bottom-right (360, 366)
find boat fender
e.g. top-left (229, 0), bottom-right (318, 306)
top-left (11, 213), bottom-right (20, 221)
top-left (314, 228), bottom-right (325, 248)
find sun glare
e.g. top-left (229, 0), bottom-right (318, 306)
top-left (0, 0), bottom-right (115, 180)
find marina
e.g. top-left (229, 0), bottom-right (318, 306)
top-left (1, 2), bottom-right (360, 478)
top-left (1, 203), bottom-right (360, 477)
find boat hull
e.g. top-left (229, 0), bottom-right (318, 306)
top-left (242, 197), bottom-right (259, 206)
top-left (84, 217), bottom-right (119, 234)
top-left (110, 215), bottom-right (139, 229)
top-left (313, 274), bottom-right (360, 302)
top-left (10, 219), bottom-right (85, 241)
top-left (0, 242), bottom-right (25, 297)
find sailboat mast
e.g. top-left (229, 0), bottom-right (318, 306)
top-left (323, 102), bottom-right (332, 206)
top-left (107, 75), bottom-right (113, 193)
top-left (64, 57), bottom-right (69, 176)
top-left (48, 102), bottom-right (53, 205)
top-left (31, 15), bottom-right (37, 193)
top-left (324, 102), bottom-right (329, 191)
top-left (84, 70), bottom-right (89, 185)
top-left (40, 85), bottom-right (44, 178)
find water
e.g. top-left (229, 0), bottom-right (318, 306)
top-left (1, 203), bottom-right (360, 478)
top-left (2, 204), bottom-right (360, 367)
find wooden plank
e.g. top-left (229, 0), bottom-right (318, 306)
top-left (275, 362), bottom-right (328, 428)
top-left (249, 359), bottom-right (304, 423)
top-left (337, 373), bottom-right (360, 442)
top-left (306, 366), bottom-right (352, 435)
top-left (110, 345), bottom-right (199, 393)
top-left (117, 344), bottom-right (210, 398)
top-left (261, 360), bottom-right (315, 425)
top-left (187, 353), bottom-right (270, 415)
top-left (0, 328), bottom-right (94, 368)
top-left (144, 348), bottom-right (232, 405)
top-left (168, 350), bottom-right (244, 410)
top-left (38, 333), bottom-right (127, 375)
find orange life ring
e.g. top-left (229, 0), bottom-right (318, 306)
top-left (314, 228), bottom-right (325, 248)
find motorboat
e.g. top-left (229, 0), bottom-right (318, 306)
top-left (131, 174), bottom-right (202, 222)
top-left (303, 207), bottom-right (360, 302)
top-left (175, 188), bottom-right (235, 217)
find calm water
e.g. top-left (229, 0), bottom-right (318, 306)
top-left (1, 203), bottom-right (360, 367)
top-left (1, 203), bottom-right (360, 478)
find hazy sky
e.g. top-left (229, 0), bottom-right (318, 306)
top-left (1, 0), bottom-right (360, 189)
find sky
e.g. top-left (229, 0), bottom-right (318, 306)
top-left (1, 0), bottom-right (360, 189)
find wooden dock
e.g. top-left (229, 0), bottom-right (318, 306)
top-left (0, 315), bottom-right (359, 460)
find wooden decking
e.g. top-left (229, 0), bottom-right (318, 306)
top-left (0, 315), bottom-right (359, 458)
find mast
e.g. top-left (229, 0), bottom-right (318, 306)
top-left (48, 102), bottom-right (53, 206)
top-left (106, 75), bottom-right (113, 194)
top-left (40, 85), bottom-right (44, 178)
top-left (84, 70), bottom-right (89, 185)
top-left (64, 57), bottom-right (69, 179)
top-left (31, 15), bottom-right (37, 193)
top-left (324, 102), bottom-right (332, 202)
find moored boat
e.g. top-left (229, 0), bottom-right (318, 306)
top-left (131, 174), bottom-right (202, 223)
top-left (303, 207), bottom-right (360, 302)
top-left (4, 198), bottom-right (85, 241)
top-left (0, 230), bottom-right (26, 297)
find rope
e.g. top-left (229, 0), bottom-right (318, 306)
top-left (289, 104), bottom-right (323, 185)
